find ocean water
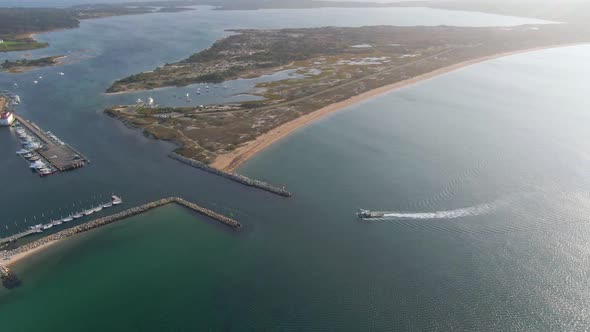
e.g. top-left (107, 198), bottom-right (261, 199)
top-left (0, 6), bottom-right (589, 331)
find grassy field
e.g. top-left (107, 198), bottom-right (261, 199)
top-left (0, 40), bottom-right (48, 52)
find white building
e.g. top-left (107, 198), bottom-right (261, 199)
top-left (0, 111), bottom-right (15, 126)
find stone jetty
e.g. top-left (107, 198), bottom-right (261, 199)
top-left (0, 264), bottom-right (21, 289)
top-left (0, 197), bottom-right (240, 273)
top-left (169, 153), bottom-right (292, 197)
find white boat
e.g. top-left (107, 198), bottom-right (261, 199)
top-left (29, 224), bottom-right (43, 230)
top-left (30, 161), bottom-right (46, 169)
top-left (62, 216), bottom-right (74, 222)
top-left (102, 202), bottom-right (113, 208)
top-left (39, 169), bottom-right (54, 176)
top-left (53, 220), bottom-right (63, 225)
top-left (94, 206), bottom-right (103, 213)
top-left (59, 72), bottom-right (65, 76)
top-left (112, 195), bottom-right (122, 205)
top-left (42, 224), bottom-right (53, 230)
top-left (16, 149), bottom-right (29, 155)
top-left (73, 213), bottom-right (83, 219)
top-left (84, 209), bottom-right (94, 216)
top-left (33, 80), bottom-right (38, 84)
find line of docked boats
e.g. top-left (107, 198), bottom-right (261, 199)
top-left (28, 196), bottom-right (123, 232)
top-left (14, 124), bottom-right (56, 177)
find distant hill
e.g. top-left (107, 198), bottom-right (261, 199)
top-left (0, 8), bottom-right (79, 37)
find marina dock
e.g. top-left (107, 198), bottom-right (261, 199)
top-left (14, 115), bottom-right (89, 173)
top-left (0, 196), bottom-right (123, 247)
top-left (0, 229), bottom-right (41, 247)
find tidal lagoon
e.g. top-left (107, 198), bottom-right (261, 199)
top-left (1, 5), bottom-right (589, 331)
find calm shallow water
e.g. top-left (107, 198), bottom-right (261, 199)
top-left (0, 6), bottom-right (587, 331)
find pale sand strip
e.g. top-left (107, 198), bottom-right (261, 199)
top-left (212, 43), bottom-right (586, 173)
top-left (3, 240), bottom-right (59, 267)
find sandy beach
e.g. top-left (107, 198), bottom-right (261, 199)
top-left (212, 43), bottom-right (586, 173)
top-left (2, 240), bottom-right (59, 267)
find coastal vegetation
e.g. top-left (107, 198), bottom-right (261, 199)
top-left (1, 56), bottom-right (62, 73)
top-left (0, 39), bottom-right (48, 52)
top-left (105, 24), bottom-right (590, 169)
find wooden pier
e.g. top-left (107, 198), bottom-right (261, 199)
top-left (14, 115), bottom-right (89, 172)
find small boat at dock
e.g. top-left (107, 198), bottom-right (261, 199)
top-left (29, 224), bottom-right (43, 231)
top-left (73, 213), bottom-right (83, 219)
top-left (84, 208), bottom-right (94, 216)
top-left (102, 202), bottom-right (113, 208)
top-left (62, 216), bottom-right (74, 223)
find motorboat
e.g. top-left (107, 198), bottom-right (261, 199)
top-left (112, 195), bottom-right (123, 205)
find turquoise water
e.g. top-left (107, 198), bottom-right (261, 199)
top-left (1, 6), bottom-right (589, 331)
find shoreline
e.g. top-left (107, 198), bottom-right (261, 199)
top-left (3, 240), bottom-right (59, 267)
top-left (211, 42), bottom-right (588, 173)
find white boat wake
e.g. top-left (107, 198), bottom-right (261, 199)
top-left (380, 202), bottom-right (500, 220)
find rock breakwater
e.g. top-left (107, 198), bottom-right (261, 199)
top-left (169, 153), bottom-right (292, 197)
top-left (0, 197), bottom-right (240, 270)
top-left (0, 264), bottom-right (21, 289)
